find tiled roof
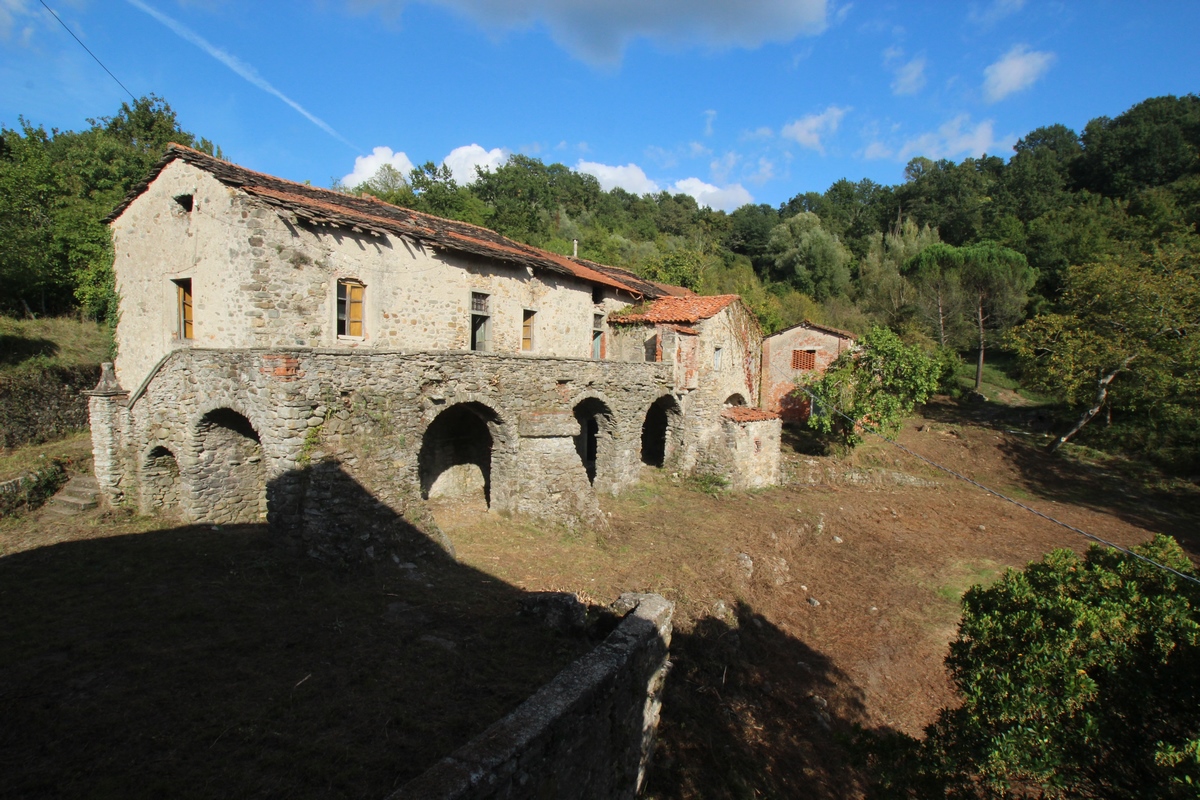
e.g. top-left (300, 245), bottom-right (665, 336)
top-left (766, 320), bottom-right (858, 340)
top-left (105, 144), bottom-right (675, 298)
top-left (721, 407), bottom-right (779, 423)
top-left (608, 295), bottom-right (740, 325)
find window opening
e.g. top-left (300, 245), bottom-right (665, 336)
top-left (713, 346), bottom-right (723, 370)
top-left (522, 309), bottom-right (535, 351)
top-left (173, 278), bottom-right (193, 340)
top-left (592, 287), bottom-right (603, 305)
top-left (337, 280), bottom-right (364, 337)
top-left (592, 314), bottom-right (604, 359)
top-left (470, 292), bottom-right (491, 351)
top-left (173, 194), bottom-right (194, 213)
top-left (792, 349), bottom-right (817, 370)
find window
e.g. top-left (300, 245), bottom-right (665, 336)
top-left (592, 287), bottom-right (603, 305)
top-left (713, 346), bottom-right (723, 370)
top-left (470, 292), bottom-right (491, 351)
top-left (792, 349), bottom-right (817, 371)
top-left (522, 309), bottom-right (535, 351)
top-left (592, 314), bottom-right (604, 360)
top-left (173, 193), bottom-right (194, 213)
top-left (173, 278), bottom-right (193, 340)
top-left (337, 280), bottom-right (364, 337)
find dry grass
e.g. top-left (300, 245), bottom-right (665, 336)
top-left (0, 315), bottom-right (112, 371)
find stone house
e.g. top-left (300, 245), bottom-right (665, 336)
top-left (87, 144), bottom-right (779, 559)
top-left (760, 321), bottom-right (856, 423)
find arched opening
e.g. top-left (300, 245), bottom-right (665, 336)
top-left (195, 408), bottom-right (266, 524)
top-left (573, 397), bottom-right (614, 485)
top-left (724, 393), bottom-right (747, 407)
top-left (640, 395), bottom-right (682, 468)
top-left (141, 445), bottom-right (181, 517)
top-left (419, 402), bottom-right (499, 509)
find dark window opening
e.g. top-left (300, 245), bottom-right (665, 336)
top-left (471, 292), bottom-right (491, 352)
top-left (173, 193), bottom-right (194, 212)
top-left (592, 287), bottom-right (603, 305)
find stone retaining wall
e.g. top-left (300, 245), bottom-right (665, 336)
top-left (389, 593), bottom-right (674, 800)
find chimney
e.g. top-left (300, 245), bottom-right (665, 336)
top-left (572, 239), bottom-right (578, 258)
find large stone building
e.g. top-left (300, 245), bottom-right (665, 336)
top-left (87, 145), bottom-right (779, 559)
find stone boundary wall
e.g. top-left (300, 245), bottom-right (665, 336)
top-left (389, 593), bottom-right (674, 800)
top-left (0, 364), bottom-right (99, 449)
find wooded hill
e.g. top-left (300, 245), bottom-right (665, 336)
top-left (2, 94), bottom-right (1198, 467)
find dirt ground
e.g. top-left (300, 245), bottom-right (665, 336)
top-left (2, 400), bottom-right (1197, 799)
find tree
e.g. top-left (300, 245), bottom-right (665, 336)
top-left (767, 211), bottom-right (852, 300)
top-left (859, 217), bottom-right (940, 329)
top-left (907, 242), bottom-right (1034, 392)
top-left (1074, 94), bottom-right (1200, 198)
top-left (874, 535), bottom-right (1200, 799)
top-left (801, 326), bottom-right (940, 448)
top-left (1007, 248), bottom-right (1200, 452)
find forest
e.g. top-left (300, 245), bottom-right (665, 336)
top-left (2, 93), bottom-right (1198, 468)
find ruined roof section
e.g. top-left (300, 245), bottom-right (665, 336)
top-left (105, 144), bottom-right (672, 298)
top-left (721, 407), bottom-right (779, 423)
top-left (607, 295), bottom-right (741, 325)
top-left (766, 320), bottom-right (858, 340)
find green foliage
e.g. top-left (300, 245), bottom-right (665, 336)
top-left (0, 457), bottom-right (68, 517)
top-left (802, 326), bottom-right (940, 448)
top-left (641, 250), bottom-right (704, 291)
top-left (767, 211), bottom-right (852, 299)
top-left (873, 535), bottom-right (1200, 799)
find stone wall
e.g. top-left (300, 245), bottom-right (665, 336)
top-left (0, 364), bottom-right (98, 449)
top-left (90, 348), bottom-right (682, 560)
top-left (389, 593), bottom-right (673, 800)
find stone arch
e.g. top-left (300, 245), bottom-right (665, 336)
top-left (419, 402), bottom-right (502, 508)
top-left (140, 445), bottom-right (182, 517)
top-left (573, 396), bottom-right (616, 486)
top-left (193, 408), bottom-right (267, 524)
top-left (724, 393), bottom-right (747, 407)
top-left (640, 395), bottom-right (682, 468)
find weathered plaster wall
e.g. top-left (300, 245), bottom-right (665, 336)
top-left (761, 325), bottom-right (853, 422)
top-left (111, 163), bottom-right (633, 393)
top-left (390, 593), bottom-right (674, 800)
top-left (90, 348), bottom-right (679, 560)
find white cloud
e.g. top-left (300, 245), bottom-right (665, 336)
top-left (442, 143), bottom-right (505, 184)
top-left (896, 114), bottom-right (1007, 161)
top-left (575, 160), bottom-right (660, 194)
top-left (710, 151), bottom-right (739, 183)
top-left (983, 44), bottom-right (1054, 102)
top-left (670, 177), bottom-right (753, 212)
top-left (968, 0), bottom-right (1025, 26)
top-left (352, 0), bottom-right (827, 65)
top-left (889, 53), bottom-right (926, 95)
top-left (342, 146), bottom-right (414, 187)
top-left (862, 141), bottom-right (892, 160)
top-left (747, 157), bottom-right (775, 185)
top-left (704, 109), bottom-right (717, 136)
top-left (0, 0), bottom-right (31, 41)
top-left (780, 105), bottom-right (850, 154)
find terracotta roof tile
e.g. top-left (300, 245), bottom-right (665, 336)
top-left (608, 295), bottom-right (740, 325)
top-left (721, 407), bottom-right (779, 423)
top-left (106, 144), bottom-right (677, 299)
top-left (766, 319), bottom-right (858, 340)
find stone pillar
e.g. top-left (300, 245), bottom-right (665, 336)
top-left (84, 362), bottom-right (130, 506)
top-left (516, 410), bottom-right (604, 527)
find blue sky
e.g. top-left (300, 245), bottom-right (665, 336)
top-left (2, 0), bottom-right (1197, 211)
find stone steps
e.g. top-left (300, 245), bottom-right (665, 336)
top-left (46, 475), bottom-right (101, 516)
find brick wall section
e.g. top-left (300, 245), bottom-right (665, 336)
top-left (389, 593), bottom-right (674, 800)
top-left (761, 325), bottom-right (854, 423)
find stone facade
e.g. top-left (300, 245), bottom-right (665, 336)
top-left (760, 321), bottom-right (856, 423)
top-left (390, 593), bottom-right (674, 800)
top-left (91, 146), bottom-right (781, 545)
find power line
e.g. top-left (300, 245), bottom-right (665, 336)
top-left (786, 379), bottom-right (1200, 589)
top-left (39, 0), bottom-right (136, 102)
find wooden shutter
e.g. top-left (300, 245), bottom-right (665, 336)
top-left (177, 280), bottom-right (193, 339)
top-left (347, 283), bottom-right (364, 337)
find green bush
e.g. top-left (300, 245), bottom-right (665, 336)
top-left (0, 457), bottom-right (68, 517)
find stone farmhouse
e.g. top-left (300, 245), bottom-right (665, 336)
top-left (760, 321), bottom-right (856, 423)
top-left (87, 144), bottom-right (779, 559)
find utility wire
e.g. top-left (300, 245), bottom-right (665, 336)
top-left (788, 379), bottom-right (1200, 589)
top-left (39, 0), bottom-right (136, 102)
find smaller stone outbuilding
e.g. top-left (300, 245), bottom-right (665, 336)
top-left (760, 321), bottom-right (856, 423)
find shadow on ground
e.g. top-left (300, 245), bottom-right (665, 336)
top-left (0, 333), bottom-right (59, 366)
top-left (0, 467), bottom-right (594, 799)
top-left (646, 602), bottom-right (893, 799)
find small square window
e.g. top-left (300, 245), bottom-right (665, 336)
top-left (792, 349), bottom-right (817, 371)
top-left (173, 278), bottom-right (193, 340)
top-left (337, 280), bottom-right (364, 337)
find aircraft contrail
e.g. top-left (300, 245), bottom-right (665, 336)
top-left (126, 0), bottom-right (358, 151)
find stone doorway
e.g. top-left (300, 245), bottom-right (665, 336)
top-left (141, 446), bottom-right (182, 518)
top-left (640, 395), bottom-right (682, 468)
top-left (573, 397), bottom-right (615, 488)
top-left (193, 409), bottom-right (266, 524)
top-left (419, 402), bottom-right (499, 511)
